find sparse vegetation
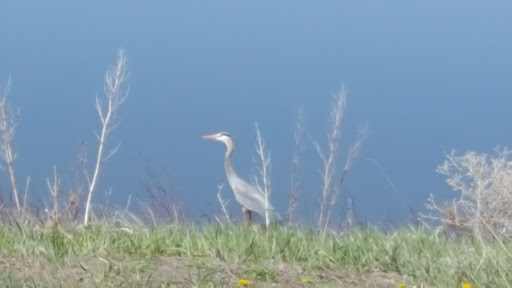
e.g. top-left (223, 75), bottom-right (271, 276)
top-left (0, 51), bottom-right (510, 287)
top-left (421, 147), bottom-right (512, 238)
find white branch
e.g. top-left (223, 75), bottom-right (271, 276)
top-left (254, 122), bottom-right (272, 227)
top-left (0, 78), bottom-right (22, 214)
top-left (287, 109), bottom-right (305, 224)
top-left (84, 49), bottom-right (129, 226)
top-left (216, 184), bottom-right (231, 225)
top-left (317, 85), bottom-right (346, 233)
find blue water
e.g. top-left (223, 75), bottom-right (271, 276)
top-left (1, 1), bottom-right (511, 226)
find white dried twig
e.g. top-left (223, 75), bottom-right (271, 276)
top-left (316, 85), bottom-right (346, 233)
top-left (287, 109), bottom-right (305, 224)
top-left (323, 123), bottom-right (368, 233)
top-left (84, 49), bottom-right (129, 226)
top-left (254, 122), bottom-right (272, 228)
top-left (420, 147), bottom-right (512, 237)
top-left (216, 184), bottom-right (232, 225)
top-left (0, 78), bottom-right (22, 214)
top-left (22, 176), bottom-right (30, 216)
top-left (46, 165), bottom-right (61, 225)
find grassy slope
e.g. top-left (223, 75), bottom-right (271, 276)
top-left (0, 223), bottom-right (510, 287)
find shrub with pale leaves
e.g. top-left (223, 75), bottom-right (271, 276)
top-left (421, 146), bottom-right (512, 237)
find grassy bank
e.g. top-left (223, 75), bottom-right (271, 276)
top-left (0, 223), bottom-right (510, 287)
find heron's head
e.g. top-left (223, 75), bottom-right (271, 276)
top-left (201, 132), bottom-right (233, 147)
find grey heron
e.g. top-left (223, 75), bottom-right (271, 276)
top-left (202, 132), bottom-right (281, 224)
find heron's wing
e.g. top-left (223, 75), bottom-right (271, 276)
top-left (231, 180), bottom-right (281, 222)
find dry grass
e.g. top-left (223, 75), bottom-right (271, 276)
top-left (0, 255), bottom-right (406, 287)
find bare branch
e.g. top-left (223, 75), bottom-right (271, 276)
top-left (0, 78), bottom-right (22, 214)
top-left (287, 108), bottom-right (305, 224)
top-left (421, 147), bottom-right (512, 238)
top-left (137, 161), bottom-right (183, 226)
top-left (216, 184), bottom-right (232, 225)
top-left (324, 123), bottom-right (368, 233)
top-left (46, 165), bottom-right (61, 225)
top-left (254, 122), bottom-right (273, 227)
top-left (317, 85), bottom-right (346, 233)
top-left (345, 124), bottom-right (368, 171)
top-left (22, 176), bottom-right (30, 216)
top-left (84, 49), bottom-right (129, 226)
top-left (95, 97), bottom-right (104, 124)
top-left (103, 142), bottom-right (122, 162)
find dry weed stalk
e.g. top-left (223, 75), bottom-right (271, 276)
top-left (323, 124), bottom-right (367, 233)
top-left (46, 166), bottom-right (61, 225)
top-left (342, 194), bottom-right (356, 229)
top-left (287, 109), bottom-right (305, 224)
top-left (44, 166), bottom-right (79, 226)
top-left (314, 85), bottom-right (367, 234)
top-left (66, 140), bottom-right (89, 222)
top-left (420, 147), bottom-right (512, 237)
top-left (84, 49), bottom-right (129, 226)
top-left (21, 176), bottom-right (30, 218)
top-left (216, 184), bottom-right (232, 225)
top-left (315, 86), bottom-right (346, 232)
top-left (140, 162), bottom-right (182, 225)
top-left (254, 122), bottom-right (273, 227)
top-left (0, 78), bottom-right (22, 215)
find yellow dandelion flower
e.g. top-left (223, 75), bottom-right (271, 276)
top-left (462, 283), bottom-right (471, 288)
top-left (301, 277), bottom-right (308, 283)
top-left (399, 282), bottom-right (406, 288)
top-left (238, 279), bottom-right (250, 287)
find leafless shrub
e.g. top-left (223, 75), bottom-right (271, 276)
top-left (38, 165), bottom-right (81, 228)
top-left (66, 140), bottom-right (89, 223)
top-left (287, 109), bottom-right (305, 225)
top-left (94, 187), bottom-right (115, 221)
top-left (216, 184), bottom-right (232, 226)
top-left (339, 193), bottom-right (357, 230)
top-left (83, 49), bottom-right (129, 226)
top-left (0, 78), bottom-right (22, 215)
top-left (253, 122), bottom-right (274, 228)
top-left (45, 166), bottom-right (61, 225)
top-left (314, 85), bottom-right (367, 235)
top-left (323, 124), bottom-right (367, 233)
top-left (0, 51), bottom-right (132, 228)
top-left (314, 87), bottom-right (346, 232)
top-left (21, 176), bottom-right (31, 218)
top-left (420, 147), bottom-right (512, 237)
top-left (137, 162), bottom-right (183, 226)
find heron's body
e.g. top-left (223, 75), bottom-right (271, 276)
top-left (203, 132), bottom-right (281, 223)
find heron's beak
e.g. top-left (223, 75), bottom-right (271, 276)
top-left (201, 134), bottom-right (217, 140)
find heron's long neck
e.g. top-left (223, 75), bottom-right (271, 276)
top-left (224, 142), bottom-right (237, 183)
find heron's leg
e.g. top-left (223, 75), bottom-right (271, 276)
top-left (242, 207), bottom-right (252, 224)
top-left (248, 210), bottom-right (253, 223)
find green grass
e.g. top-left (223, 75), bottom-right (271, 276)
top-left (0, 223), bottom-right (510, 287)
